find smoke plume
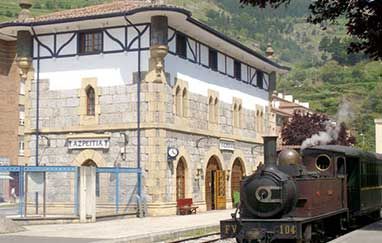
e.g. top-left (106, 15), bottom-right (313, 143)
top-left (301, 99), bottom-right (354, 150)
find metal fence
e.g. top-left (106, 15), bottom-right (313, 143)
top-left (0, 166), bottom-right (141, 219)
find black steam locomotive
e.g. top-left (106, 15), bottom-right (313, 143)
top-left (220, 136), bottom-right (382, 243)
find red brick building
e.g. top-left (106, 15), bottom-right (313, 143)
top-left (0, 39), bottom-right (22, 202)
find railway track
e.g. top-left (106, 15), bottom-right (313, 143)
top-left (169, 233), bottom-right (234, 243)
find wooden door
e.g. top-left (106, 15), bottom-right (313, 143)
top-left (176, 159), bottom-right (186, 200)
top-left (231, 160), bottom-right (244, 205)
top-left (215, 170), bottom-right (226, 209)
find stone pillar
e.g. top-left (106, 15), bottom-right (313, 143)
top-left (16, 31), bottom-right (33, 79)
top-left (79, 166), bottom-right (96, 223)
top-left (268, 72), bottom-right (276, 100)
top-left (16, 29), bottom-right (33, 166)
top-left (375, 119), bottom-right (382, 153)
top-left (145, 16), bottom-right (168, 83)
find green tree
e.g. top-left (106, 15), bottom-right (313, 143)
top-left (240, 0), bottom-right (382, 59)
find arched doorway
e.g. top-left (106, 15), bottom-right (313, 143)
top-left (176, 157), bottom-right (186, 200)
top-left (205, 156), bottom-right (226, 210)
top-left (82, 160), bottom-right (97, 167)
top-left (82, 160), bottom-right (99, 197)
top-left (231, 158), bottom-right (245, 207)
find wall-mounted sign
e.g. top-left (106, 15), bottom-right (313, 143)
top-left (67, 138), bottom-right (110, 150)
top-left (28, 172), bottom-right (44, 192)
top-left (219, 140), bottom-right (235, 151)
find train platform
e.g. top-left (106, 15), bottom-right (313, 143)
top-left (0, 209), bottom-right (234, 243)
top-left (329, 220), bottom-right (382, 243)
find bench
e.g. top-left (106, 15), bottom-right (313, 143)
top-left (177, 198), bottom-right (198, 215)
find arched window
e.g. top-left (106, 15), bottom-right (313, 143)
top-left (237, 104), bottom-right (242, 128)
top-left (233, 104), bottom-right (238, 127)
top-left (214, 98), bottom-right (219, 123)
top-left (256, 110), bottom-right (259, 132)
top-left (182, 88), bottom-right (188, 117)
top-left (86, 86), bottom-right (95, 116)
top-left (175, 86), bottom-right (182, 116)
top-left (209, 96), bottom-right (214, 122)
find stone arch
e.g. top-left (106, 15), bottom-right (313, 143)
top-left (203, 147), bottom-right (226, 211)
top-left (202, 147), bottom-right (225, 172)
top-left (228, 150), bottom-right (247, 175)
top-left (72, 149), bottom-right (107, 167)
top-left (173, 147), bottom-right (192, 201)
top-left (229, 151), bottom-right (247, 207)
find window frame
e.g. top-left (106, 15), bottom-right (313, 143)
top-left (234, 60), bottom-right (241, 80)
top-left (18, 136), bottom-right (24, 156)
top-left (78, 30), bottom-right (103, 55)
top-left (86, 86), bottom-right (96, 116)
top-left (256, 71), bottom-right (264, 89)
top-left (209, 48), bottom-right (218, 71)
top-left (176, 33), bottom-right (187, 59)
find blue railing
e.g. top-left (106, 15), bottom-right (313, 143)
top-left (0, 166), bottom-right (141, 217)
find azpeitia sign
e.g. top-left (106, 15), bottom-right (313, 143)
top-left (67, 138), bottom-right (110, 150)
top-left (219, 139), bottom-right (235, 151)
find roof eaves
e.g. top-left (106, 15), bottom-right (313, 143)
top-left (0, 5), bottom-right (191, 28)
top-left (0, 4), bottom-right (289, 71)
top-left (186, 17), bottom-right (290, 72)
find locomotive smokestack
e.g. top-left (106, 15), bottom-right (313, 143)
top-left (263, 136), bottom-right (278, 166)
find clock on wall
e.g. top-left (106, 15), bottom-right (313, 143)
top-left (167, 147), bottom-right (179, 160)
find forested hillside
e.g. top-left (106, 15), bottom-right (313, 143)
top-left (1, 0), bottom-right (381, 151)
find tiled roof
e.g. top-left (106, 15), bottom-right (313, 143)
top-left (18, 1), bottom-right (150, 23)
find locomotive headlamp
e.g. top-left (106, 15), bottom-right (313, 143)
top-left (255, 186), bottom-right (282, 203)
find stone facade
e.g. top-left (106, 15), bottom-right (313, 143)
top-left (3, 5), bottom-right (287, 216)
top-left (23, 73), bottom-right (273, 215)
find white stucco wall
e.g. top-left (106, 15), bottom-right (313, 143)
top-left (34, 51), bottom-right (149, 90)
top-left (31, 22), bottom-right (272, 111)
top-left (32, 25), bottom-right (150, 90)
top-left (165, 54), bottom-right (269, 111)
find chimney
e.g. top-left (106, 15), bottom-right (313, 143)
top-left (265, 43), bottom-right (274, 59)
top-left (263, 136), bottom-right (278, 166)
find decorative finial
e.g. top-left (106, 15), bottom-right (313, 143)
top-left (265, 42), bottom-right (274, 59)
top-left (18, 0), bottom-right (33, 21)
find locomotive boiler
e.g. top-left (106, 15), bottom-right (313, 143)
top-left (220, 136), bottom-right (382, 243)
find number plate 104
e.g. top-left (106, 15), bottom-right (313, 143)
top-left (279, 224), bottom-right (297, 235)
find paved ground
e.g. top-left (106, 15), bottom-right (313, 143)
top-left (330, 220), bottom-right (382, 243)
top-left (0, 236), bottom-right (97, 243)
top-left (0, 204), bottom-right (18, 216)
top-left (0, 209), bottom-right (235, 243)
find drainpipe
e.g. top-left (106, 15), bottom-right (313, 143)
top-left (30, 26), bottom-right (41, 166)
top-left (124, 14), bottom-right (143, 216)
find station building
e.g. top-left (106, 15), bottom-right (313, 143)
top-left (0, 1), bottom-right (288, 215)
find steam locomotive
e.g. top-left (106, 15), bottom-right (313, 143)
top-left (220, 136), bottom-right (382, 243)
